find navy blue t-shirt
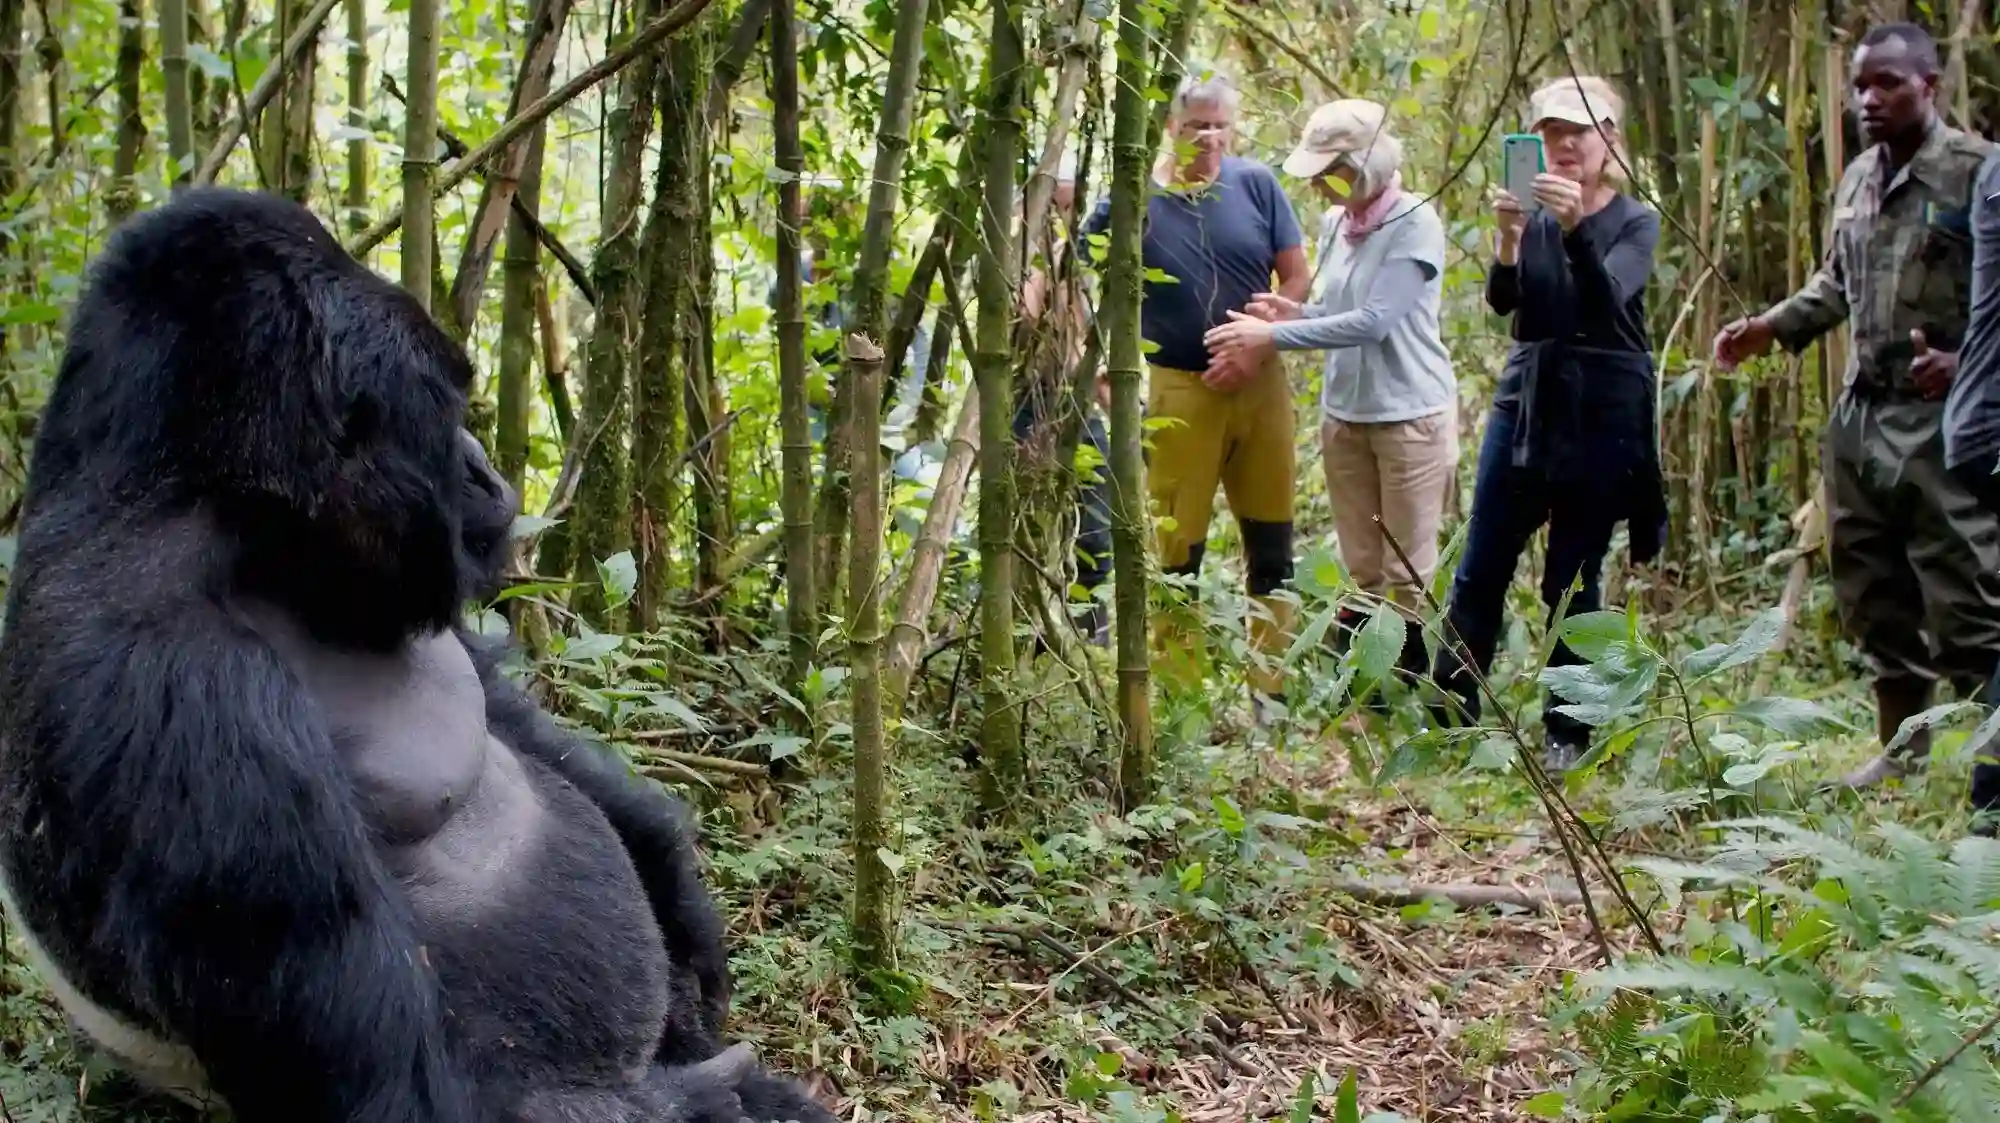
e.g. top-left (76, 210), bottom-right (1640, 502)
top-left (1080, 156), bottom-right (1304, 373)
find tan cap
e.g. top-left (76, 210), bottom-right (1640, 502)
top-left (1281, 99), bottom-right (1402, 179)
top-left (1528, 76), bottom-right (1623, 131)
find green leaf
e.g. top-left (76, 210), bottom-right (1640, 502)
top-left (646, 694), bottom-right (710, 732)
top-left (596, 551), bottom-right (638, 609)
top-left (1884, 700), bottom-right (1982, 755)
top-left (731, 730), bottom-right (810, 762)
top-left (1678, 607), bottom-right (1784, 678)
top-left (1557, 610), bottom-right (1629, 663)
top-left (1212, 794), bottom-right (1247, 837)
top-left (1390, 95), bottom-right (1422, 118)
top-left (1290, 1071), bottom-right (1318, 1123)
top-left (1353, 602), bottom-right (1405, 684)
top-left (1521, 1091), bottom-right (1566, 1118)
top-left (559, 631), bottom-right (623, 662)
top-left (1336, 1069), bottom-right (1360, 1123)
top-left (1416, 7), bottom-right (1440, 37)
top-left (1177, 862), bottom-right (1205, 893)
top-left (509, 513), bottom-right (561, 540)
top-left (0, 302), bottom-right (61, 325)
top-left (875, 848), bottom-right (906, 875)
top-left (1729, 696), bottom-right (1852, 737)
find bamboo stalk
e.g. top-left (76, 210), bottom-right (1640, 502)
top-left (1107, 0), bottom-right (1154, 809)
top-left (160, 0), bottom-right (193, 184)
top-left (400, 0), bottom-right (440, 307)
top-left (846, 332), bottom-right (892, 972)
top-left (884, 390), bottom-right (980, 711)
top-left (191, 0), bottom-right (339, 184)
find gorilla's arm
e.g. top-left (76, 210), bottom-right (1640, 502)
top-left (459, 627), bottom-right (734, 1039)
top-left (16, 599), bottom-right (482, 1123)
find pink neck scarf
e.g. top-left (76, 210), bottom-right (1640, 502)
top-left (1342, 170), bottom-right (1406, 244)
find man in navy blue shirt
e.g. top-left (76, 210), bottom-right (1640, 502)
top-left (1080, 71), bottom-right (1310, 714)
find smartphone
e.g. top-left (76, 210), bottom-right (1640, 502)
top-left (1501, 133), bottom-right (1545, 214)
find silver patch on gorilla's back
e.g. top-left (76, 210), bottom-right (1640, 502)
top-left (0, 858), bottom-right (223, 1113)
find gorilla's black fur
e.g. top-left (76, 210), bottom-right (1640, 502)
top-left (0, 188), bottom-right (834, 1123)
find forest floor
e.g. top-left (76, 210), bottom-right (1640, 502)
top-left (0, 573), bottom-right (1964, 1122)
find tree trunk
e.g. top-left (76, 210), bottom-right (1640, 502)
top-left (973, 0), bottom-right (1024, 810)
top-left (1106, 0), bottom-right (1153, 810)
top-left (631, 24), bottom-right (704, 627)
top-left (845, 333), bottom-right (892, 975)
top-left (342, 0), bottom-right (366, 228)
top-left (160, 0), bottom-right (193, 186)
top-left (569, 0), bottom-right (663, 629)
top-left (495, 118), bottom-right (547, 490)
top-left (401, 0), bottom-right (440, 307)
top-left (701, 0), bottom-right (771, 130)
top-left (809, 0), bottom-right (930, 617)
top-left (108, 0), bottom-right (142, 222)
top-left (772, 0), bottom-right (815, 711)
top-left (686, 159), bottom-right (728, 646)
top-left (260, 0), bottom-right (318, 201)
top-left (444, 0), bottom-right (576, 340)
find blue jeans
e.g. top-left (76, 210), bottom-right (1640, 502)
top-left (1432, 395), bottom-right (1618, 745)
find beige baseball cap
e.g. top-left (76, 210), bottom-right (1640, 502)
top-left (1281, 99), bottom-right (1400, 179)
top-left (1528, 77), bottom-right (1623, 131)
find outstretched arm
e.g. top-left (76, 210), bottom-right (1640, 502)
top-left (460, 629), bottom-right (733, 1040)
top-left (9, 602), bottom-right (481, 1123)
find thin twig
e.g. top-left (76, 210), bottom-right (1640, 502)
top-left (1894, 1005), bottom-right (2000, 1108)
top-left (349, 0), bottom-right (718, 255)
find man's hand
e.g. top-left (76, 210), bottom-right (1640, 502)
top-left (1911, 329), bottom-right (1958, 400)
top-left (1530, 173), bottom-right (1586, 232)
top-left (1202, 346), bottom-right (1261, 391)
top-left (1244, 292), bottom-right (1304, 322)
top-left (1713, 315), bottom-right (1777, 371)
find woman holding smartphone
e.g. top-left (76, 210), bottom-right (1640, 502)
top-left (1428, 75), bottom-right (1667, 770)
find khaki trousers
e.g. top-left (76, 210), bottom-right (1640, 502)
top-left (1320, 406), bottom-right (1460, 610)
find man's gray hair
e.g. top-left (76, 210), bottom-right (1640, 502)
top-left (1173, 70), bottom-right (1241, 117)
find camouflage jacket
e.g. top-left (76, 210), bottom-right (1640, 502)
top-left (1766, 119), bottom-right (1995, 397)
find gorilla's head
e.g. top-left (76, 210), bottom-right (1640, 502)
top-left (39, 188), bottom-right (476, 650)
top-left (456, 428), bottom-right (520, 606)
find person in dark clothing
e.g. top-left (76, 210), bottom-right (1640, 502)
top-left (1429, 75), bottom-right (1667, 771)
top-left (1944, 133), bottom-right (2000, 831)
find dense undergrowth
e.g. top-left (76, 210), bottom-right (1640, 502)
top-left (6, 457), bottom-right (2000, 1121)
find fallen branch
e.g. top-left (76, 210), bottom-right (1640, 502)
top-left (635, 747), bottom-right (767, 778)
top-left (193, 0), bottom-right (342, 183)
top-left (349, 0), bottom-right (719, 256)
top-left (883, 389), bottom-right (980, 711)
top-left (1330, 878), bottom-right (1598, 914)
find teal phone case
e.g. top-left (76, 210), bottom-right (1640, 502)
top-left (1501, 133), bottom-right (1545, 210)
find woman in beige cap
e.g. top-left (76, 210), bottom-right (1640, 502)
top-left (1427, 74), bottom-right (1667, 771)
top-left (1204, 98), bottom-right (1459, 710)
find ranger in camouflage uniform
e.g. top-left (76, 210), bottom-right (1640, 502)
top-left (1716, 22), bottom-right (2000, 789)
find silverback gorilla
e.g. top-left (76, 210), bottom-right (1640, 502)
top-left (0, 189), bottom-right (836, 1123)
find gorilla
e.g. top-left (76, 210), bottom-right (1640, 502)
top-left (0, 188), bottom-right (837, 1123)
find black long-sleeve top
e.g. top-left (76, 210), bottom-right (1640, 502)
top-left (1484, 195), bottom-right (1668, 562)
